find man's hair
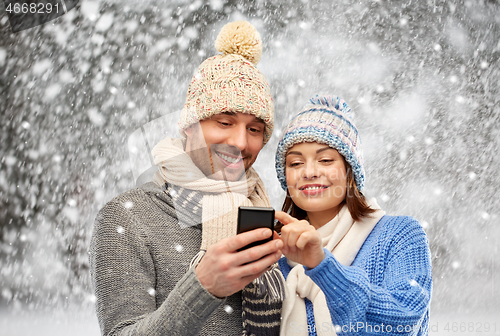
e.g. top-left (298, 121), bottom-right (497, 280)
top-left (276, 160), bottom-right (375, 233)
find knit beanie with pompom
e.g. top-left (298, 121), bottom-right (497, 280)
top-left (178, 21), bottom-right (274, 144)
top-left (275, 95), bottom-right (366, 191)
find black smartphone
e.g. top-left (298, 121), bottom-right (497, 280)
top-left (237, 206), bottom-right (275, 251)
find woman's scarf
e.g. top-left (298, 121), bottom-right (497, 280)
top-left (280, 201), bottom-right (385, 336)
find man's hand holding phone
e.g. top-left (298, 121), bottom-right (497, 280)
top-left (195, 207), bottom-right (282, 298)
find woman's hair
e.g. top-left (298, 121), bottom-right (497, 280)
top-left (276, 160), bottom-right (376, 233)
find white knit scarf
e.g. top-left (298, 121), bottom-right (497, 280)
top-left (152, 137), bottom-right (271, 251)
top-left (280, 200), bottom-right (385, 336)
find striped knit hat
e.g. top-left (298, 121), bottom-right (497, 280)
top-left (178, 21), bottom-right (274, 144)
top-left (275, 95), bottom-right (365, 191)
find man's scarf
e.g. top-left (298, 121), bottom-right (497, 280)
top-left (152, 137), bottom-right (285, 336)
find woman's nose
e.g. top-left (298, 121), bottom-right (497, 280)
top-left (301, 162), bottom-right (318, 180)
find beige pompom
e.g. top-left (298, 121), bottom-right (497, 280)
top-left (215, 21), bottom-right (263, 65)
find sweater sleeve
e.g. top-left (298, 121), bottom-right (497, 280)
top-left (89, 200), bottom-right (223, 336)
top-left (304, 217), bottom-right (432, 336)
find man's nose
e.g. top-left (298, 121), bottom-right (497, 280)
top-left (226, 124), bottom-right (248, 153)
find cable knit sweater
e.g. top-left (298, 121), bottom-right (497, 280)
top-left (278, 215), bottom-right (432, 336)
top-left (89, 182), bottom-right (242, 336)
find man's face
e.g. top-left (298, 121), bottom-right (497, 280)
top-left (184, 112), bottom-right (266, 181)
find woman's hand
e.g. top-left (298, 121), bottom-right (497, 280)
top-left (275, 211), bottom-right (325, 269)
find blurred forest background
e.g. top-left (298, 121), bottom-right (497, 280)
top-left (1, 0), bottom-right (499, 334)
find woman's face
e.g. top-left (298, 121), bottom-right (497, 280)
top-left (285, 142), bottom-right (347, 218)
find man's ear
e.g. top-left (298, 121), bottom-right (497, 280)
top-left (184, 122), bottom-right (204, 138)
top-left (183, 125), bottom-right (193, 136)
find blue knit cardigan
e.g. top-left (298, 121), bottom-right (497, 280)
top-left (278, 215), bottom-right (432, 336)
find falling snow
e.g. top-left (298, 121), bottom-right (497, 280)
top-left (1, 0), bottom-right (499, 334)
top-left (123, 201), bottom-right (134, 209)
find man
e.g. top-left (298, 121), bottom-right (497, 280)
top-left (90, 21), bottom-right (283, 336)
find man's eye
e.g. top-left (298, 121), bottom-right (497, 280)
top-left (248, 127), bottom-right (263, 133)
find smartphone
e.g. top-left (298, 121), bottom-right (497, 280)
top-left (237, 206), bottom-right (275, 251)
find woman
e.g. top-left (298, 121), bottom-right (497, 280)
top-left (274, 96), bottom-right (432, 336)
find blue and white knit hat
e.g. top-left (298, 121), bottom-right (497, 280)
top-left (275, 95), bottom-right (365, 191)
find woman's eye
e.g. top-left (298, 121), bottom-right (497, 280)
top-left (218, 121), bottom-right (231, 126)
top-left (320, 159), bottom-right (334, 163)
top-left (288, 162), bottom-right (302, 167)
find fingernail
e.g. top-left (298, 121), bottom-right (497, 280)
top-left (263, 229), bottom-right (271, 237)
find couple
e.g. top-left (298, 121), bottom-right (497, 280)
top-left (90, 21), bottom-right (432, 336)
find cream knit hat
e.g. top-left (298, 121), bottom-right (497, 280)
top-left (178, 21), bottom-right (274, 144)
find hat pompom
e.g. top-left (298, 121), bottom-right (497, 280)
top-left (309, 95), bottom-right (353, 120)
top-left (215, 21), bottom-right (263, 65)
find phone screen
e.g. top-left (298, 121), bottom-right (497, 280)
top-left (237, 206), bottom-right (275, 251)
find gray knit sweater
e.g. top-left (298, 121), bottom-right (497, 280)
top-left (90, 182), bottom-right (242, 336)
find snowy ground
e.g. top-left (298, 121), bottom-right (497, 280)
top-left (1, 309), bottom-right (499, 336)
top-left (0, 307), bottom-right (100, 336)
